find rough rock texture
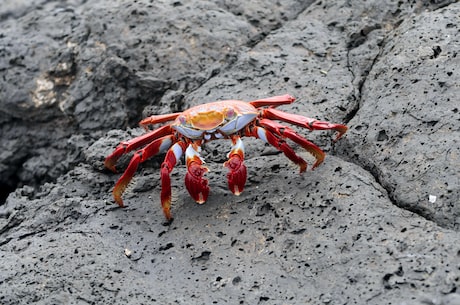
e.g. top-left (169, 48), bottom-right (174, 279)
top-left (1, 0), bottom-right (459, 304)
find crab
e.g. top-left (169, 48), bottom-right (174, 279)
top-left (105, 94), bottom-right (347, 221)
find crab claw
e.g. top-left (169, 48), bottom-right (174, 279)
top-left (224, 154), bottom-right (247, 195)
top-left (185, 162), bottom-right (210, 203)
top-left (185, 145), bottom-right (210, 204)
top-left (224, 137), bottom-right (247, 195)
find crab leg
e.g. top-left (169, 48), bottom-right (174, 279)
top-left (260, 108), bottom-right (348, 141)
top-left (159, 141), bottom-right (187, 221)
top-left (112, 135), bottom-right (174, 208)
top-left (224, 136), bottom-right (247, 195)
top-left (249, 94), bottom-right (296, 108)
top-left (247, 125), bottom-right (309, 173)
top-left (184, 143), bottom-right (210, 204)
top-left (259, 119), bottom-right (325, 169)
top-left (105, 125), bottom-right (173, 172)
top-left (139, 113), bottom-right (181, 129)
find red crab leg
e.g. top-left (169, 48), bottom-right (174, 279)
top-left (259, 119), bottom-right (325, 170)
top-left (246, 125), bottom-right (309, 173)
top-left (112, 135), bottom-right (174, 208)
top-left (139, 113), bottom-right (181, 129)
top-left (160, 141), bottom-right (187, 221)
top-left (260, 108), bottom-right (348, 141)
top-left (184, 142), bottom-right (210, 204)
top-left (248, 94), bottom-right (296, 108)
top-left (105, 125), bottom-right (173, 172)
top-left (224, 136), bottom-right (247, 195)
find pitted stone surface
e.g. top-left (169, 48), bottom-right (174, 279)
top-left (1, 1), bottom-right (459, 304)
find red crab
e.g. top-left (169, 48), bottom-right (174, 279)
top-left (105, 94), bottom-right (347, 221)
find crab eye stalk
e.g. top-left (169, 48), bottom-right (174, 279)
top-left (178, 115), bottom-right (187, 125)
top-left (226, 108), bottom-right (236, 119)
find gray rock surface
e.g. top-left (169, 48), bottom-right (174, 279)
top-left (1, 0), bottom-right (459, 304)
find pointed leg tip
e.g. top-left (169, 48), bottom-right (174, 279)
top-left (164, 214), bottom-right (173, 222)
top-left (333, 135), bottom-right (342, 142)
top-left (114, 197), bottom-right (125, 208)
top-left (161, 195), bottom-right (173, 220)
top-left (113, 186), bottom-right (127, 207)
top-left (334, 126), bottom-right (348, 141)
top-left (311, 160), bottom-right (323, 170)
top-left (299, 162), bottom-right (308, 173)
top-left (104, 162), bottom-right (117, 173)
top-left (113, 190), bottom-right (124, 206)
top-left (162, 216), bottom-right (174, 226)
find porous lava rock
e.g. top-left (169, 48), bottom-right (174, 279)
top-left (1, 1), bottom-right (459, 304)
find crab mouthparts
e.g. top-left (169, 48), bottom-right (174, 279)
top-left (190, 111), bottom-right (224, 130)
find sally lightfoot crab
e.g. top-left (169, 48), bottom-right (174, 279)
top-left (105, 94), bottom-right (347, 221)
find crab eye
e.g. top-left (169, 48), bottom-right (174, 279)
top-left (226, 108), bottom-right (236, 119)
top-left (178, 115), bottom-right (186, 125)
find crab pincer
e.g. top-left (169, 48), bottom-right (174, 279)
top-left (184, 144), bottom-right (210, 204)
top-left (224, 136), bottom-right (247, 195)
